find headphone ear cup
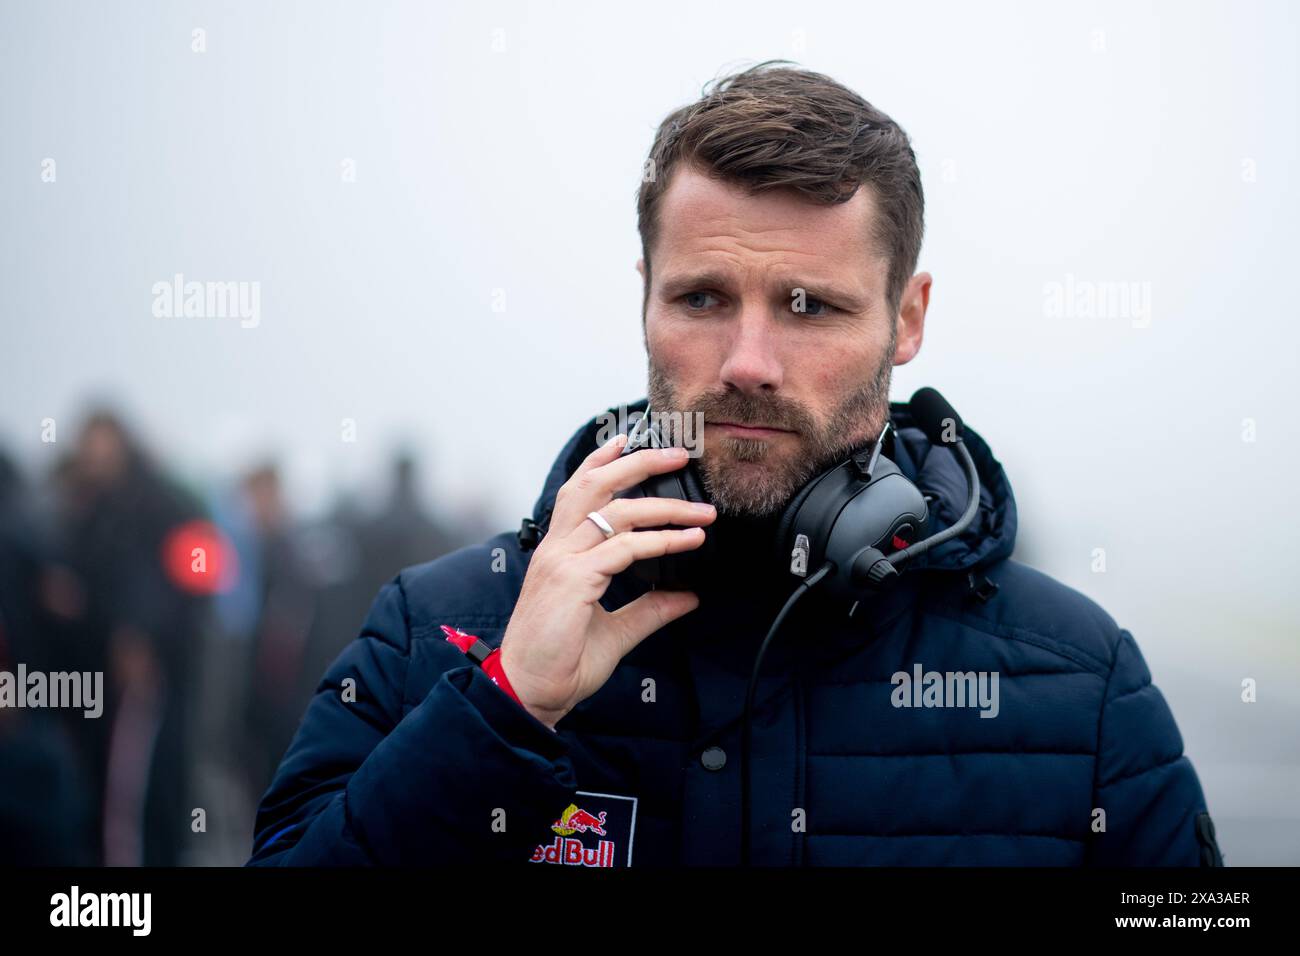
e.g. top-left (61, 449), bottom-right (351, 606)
top-left (636, 464), bottom-right (696, 505)
top-left (772, 475), bottom-right (821, 569)
top-left (620, 460), bottom-right (709, 589)
top-left (660, 460), bottom-right (710, 589)
top-left (679, 458), bottom-right (709, 504)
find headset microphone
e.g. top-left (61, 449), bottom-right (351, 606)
top-left (840, 386), bottom-right (982, 595)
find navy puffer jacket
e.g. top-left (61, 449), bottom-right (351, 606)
top-left (248, 399), bottom-right (1222, 867)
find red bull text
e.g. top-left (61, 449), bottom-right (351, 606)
top-left (529, 803), bottom-right (616, 867)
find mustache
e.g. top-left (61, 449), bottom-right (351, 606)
top-left (688, 390), bottom-right (815, 433)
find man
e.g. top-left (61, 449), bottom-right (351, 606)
top-left (248, 61), bottom-right (1221, 867)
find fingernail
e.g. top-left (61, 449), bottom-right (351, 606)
top-left (662, 446), bottom-right (688, 458)
top-left (692, 501), bottom-right (716, 513)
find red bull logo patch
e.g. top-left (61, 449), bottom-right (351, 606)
top-left (529, 791), bottom-right (637, 867)
top-left (552, 804), bottom-right (607, 836)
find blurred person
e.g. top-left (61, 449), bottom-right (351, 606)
top-left (232, 464), bottom-right (318, 804)
top-left (0, 449), bottom-right (95, 865)
top-left (354, 452), bottom-right (463, 599)
top-left (290, 497), bottom-right (367, 733)
top-left (238, 454), bottom-right (463, 802)
top-left (285, 454), bottom-right (464, 704)
top-left (0, 450), bottom-right (43, 671)
top-left (190, 462), bottom-right (334, 864)
top-left (249, 63), bottom-right (1221, 867)
top-left (42, 410), bottom-right (210, 866)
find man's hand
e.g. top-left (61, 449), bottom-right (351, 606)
top-left (499, 433), bottom-right (715, 730)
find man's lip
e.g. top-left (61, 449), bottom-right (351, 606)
top-left (710, 421), bottom-right (795, 438)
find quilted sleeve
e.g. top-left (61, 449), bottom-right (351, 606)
top-left (246, 577), bottom-right (579, 866)
top-left (1087, 628), bottom-right (1222, 866)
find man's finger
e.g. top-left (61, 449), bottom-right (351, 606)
top-left (584, 526), bottom-right (705, 576)
top-left (574, 432), bottom-right (628, 477)
top-left (551, 444), bottom-right (693, 536)
top-left (563, 495), bottom-right (716, 552)
top-left (606, 589), bottom-right (701, 656)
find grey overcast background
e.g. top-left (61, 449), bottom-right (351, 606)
top-left (2, 0), bottom-right (1297, 863)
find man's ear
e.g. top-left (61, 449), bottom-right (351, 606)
top-left (893, 271), bottom-right (931, 366)
top-left (637, 258), bottom-right (649, 331)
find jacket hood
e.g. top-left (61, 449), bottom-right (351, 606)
top-left (529, 396), bottom-right (1017, 576)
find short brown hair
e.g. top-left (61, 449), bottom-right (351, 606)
top-left (636, 60), bottom-right (924, 317)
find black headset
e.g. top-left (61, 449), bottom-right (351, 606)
top-left (612, 386), bottom-right (981, 604)
top-left (519, 386), bottom-right (983, 867)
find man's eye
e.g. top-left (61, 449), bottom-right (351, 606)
top-left (683, 292), bottom-right (719, 310)
top-left (794, 296), bottom-right (833, 317)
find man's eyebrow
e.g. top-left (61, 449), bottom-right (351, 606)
top-left (773, 275), bottom-right (866, 309)
top-left (658, 270), bottom-right (865, 308)
top-left (658, 270), bottom-right (733, 299)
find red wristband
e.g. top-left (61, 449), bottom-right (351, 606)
top-left (479, 648), bottom-right (521, 704)
top-left (440, 624), bottom-right (523, 707)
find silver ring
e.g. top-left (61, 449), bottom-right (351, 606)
top-left (586, 510), bottom-right (615, 538)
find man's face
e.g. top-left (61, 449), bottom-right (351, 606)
top-left (640, 163), bottom-right (929, 517)
top-left (76, 421), bottom-right (129, 487)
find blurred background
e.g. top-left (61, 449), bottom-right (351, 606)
top-left (0, 0), bottom-right (1296, 865)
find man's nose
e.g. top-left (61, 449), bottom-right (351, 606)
top-left (718, 312), bottom-right (784, 393)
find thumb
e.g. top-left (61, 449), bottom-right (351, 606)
top-left (606, 589), bottom-right (700, 656)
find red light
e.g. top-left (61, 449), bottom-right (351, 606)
top-left (160, 520), bottom-right (239, 595)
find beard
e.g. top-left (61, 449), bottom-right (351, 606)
top-left (646, 322), bottom-right (897, 518)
